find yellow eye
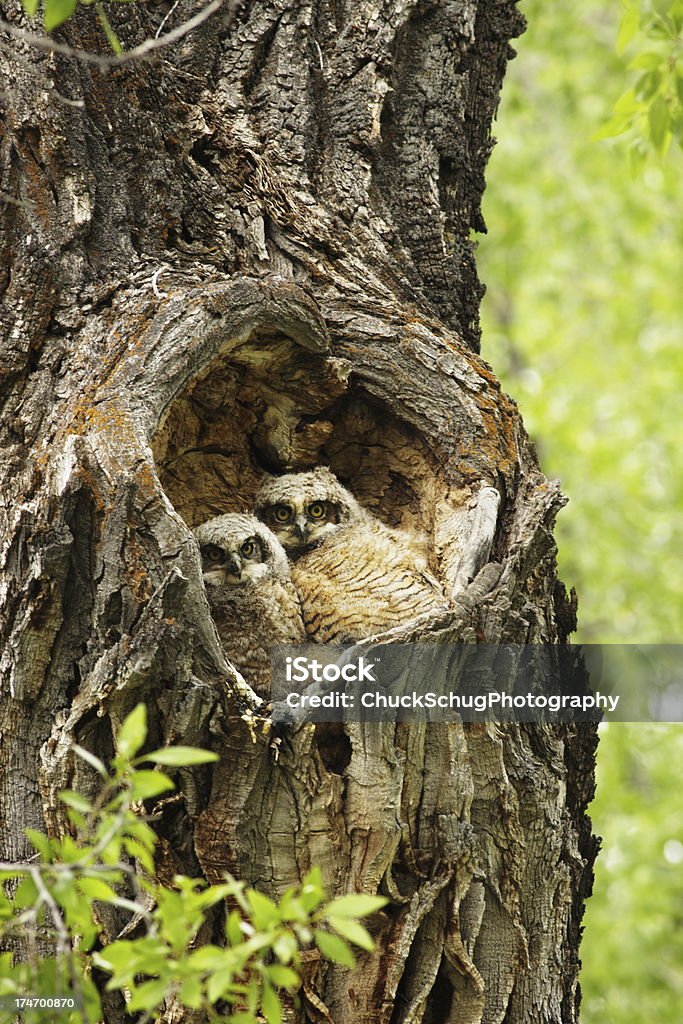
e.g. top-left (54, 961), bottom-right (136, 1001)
top-left (307, 501), bottom-right (326, 520)
top-left (273, 504), bottom-right (293, 523)
top-left (240, 538), bottom-right (257, 558)
top-left (203, 544), bottom-right (224, 564)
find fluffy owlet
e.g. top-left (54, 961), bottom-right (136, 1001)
top-left (254, 468), bottom-right (449, 643)
top-left (194, 514), bottom-right (306, 697)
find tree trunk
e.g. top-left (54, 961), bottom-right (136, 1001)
top-left (0, 1), bottom-right (597, 1022)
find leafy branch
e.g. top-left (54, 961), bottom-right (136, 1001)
top-left (0, 705), bottom-right (387, 1024)
top-left (600, 0), bottom-right (683, 163)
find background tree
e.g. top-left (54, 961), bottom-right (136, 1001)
top-left (478, 2), bottom-right (683, 1021)
top-left (0, 2), bottom-right (597, 1022)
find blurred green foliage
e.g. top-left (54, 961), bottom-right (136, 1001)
top-left (600, 0), bottom-right (683, 161)
top-left (0, 705), bottom-right (384, 1024)
top-left (583, 723), bottom-right (683, 1020)
top-left (478, 1), bottom-right (683, 1020)
top-left (480, 0), bottom-right (683, 645)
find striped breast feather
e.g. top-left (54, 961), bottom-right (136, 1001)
top-left (291, 528), bottom-right (447, 642)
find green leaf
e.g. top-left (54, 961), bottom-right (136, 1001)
top-left (247, 890), bottom-right (280, 929)
top-left (179, 975), bottom-right (203, 1009)
top-left (77, 877), bottom-right (120, 903)
top-left (636, 69), bottom-right (663, 102)
top-left (55, 834), bottom-right (83, 863)
top-left (327, 916), bottom-right (375, 951)
top-left (129, 770), bottom-right (175, 801)
top-left (629, 50), bottom-right (666, 71)
top-left (121, 819), bottom-right (157, 851)
top-left (314, 929), bottom-right (355, 968)
top-left (80, 975), bottom-right (103, 1023)
top-left (227, 909), bottom-right (244, 946)
top-left (65, 807), bottom-right (88, 831)
top-left (101, 838), bottom-right (123, 865)
top-left (189, 881), bottom-right (237, 909)
top-left (261, 978), bottom-right (282, 1024)
top-left (72, 745), bottom-right (108, 778)
top-left (143, 746), bottom-right (218, 766)
top-left (0, 950), bottom-right (17, 973)
top-left (0, 893), bottom-right (15, 920)
top-left (117, 704), bottom-right (148, 760)
top-left (24, 828), bottom-right (52, 861)
top-left (43, 0), bottom-right (78, 31)
top-left (94, 937), bottom-right (167, 974)
top-left (616, 6), bottom-right (640, 54)
top-left (322, 894), bottom-right (387, 918)
top-left (675, 74), bottom-right (683, 107)
top-left (613, 86), bottom-right (640, 114)
top-left (272, 931), bottom-right (298, 964)
top-left (278, 892), bottom-right (308, 923)
top-left (299, 866), bottom-right (325, 912)
top-left (207, 967), bottom-right (235, 1003)
top-left (128, 977), bottom-right (171, 1012)
top-left (20, 0), bottom-right (40, 18)
top-left (263, 964), bottom-right (299, 990)
top-left (122, 837), bottom-right (155, 874)
top-left (187, 945), bottom-right (227, 972)
top-left (593, 113), bottom-right (633, 140)
top-left (58, 789), bottom-right (93, 814)
top-left (247, 976), bottom-right (259, 1012)
top-left (648, 95), bottom-right (671, 151)
top-left (13, 876), bottom-right (39, 910)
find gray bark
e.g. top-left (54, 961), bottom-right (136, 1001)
top-left (0, 1), bottom-right (597, 1022)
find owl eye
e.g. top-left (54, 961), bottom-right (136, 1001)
top-left (273, 504), bottom-right (293, 523)
top-left (240, 538), bottom-right (259, 559)
top-left (307, 501), bottom-right (326, 520)
top-left (202, 544), bottom-right (225, 564)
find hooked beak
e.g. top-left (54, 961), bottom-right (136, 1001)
top-left (294, 516), bottom-right (309, 542)
top-left (225, 555), bottom-right (241, 579)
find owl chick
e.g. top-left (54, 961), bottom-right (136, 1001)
top-left (254, 468), bottom-right (448, 643)
top-left (194, 514), bottom-right (306, 697)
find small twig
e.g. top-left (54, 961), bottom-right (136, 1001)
top-left (0, 189), bottom-right (37, 210)
top-left (155, 0), bottom-right (181, 39)
top-left (28, 865), bottom-right (89, 1023)
top-left (0, 37), bottom-right (85, 106)
top-left (76, 807), bottom-right (130, 867)
top-left (29, 868), bottom-right (92, 1024)
top-left (0, 858), bottom-right (137, 881)
top-left (0, 0), bottom-right (225, 69)
top-left (29, 866), bottom-right (70, 958)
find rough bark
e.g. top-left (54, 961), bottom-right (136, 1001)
top-left (0, 1), bottom-right (597, 1022)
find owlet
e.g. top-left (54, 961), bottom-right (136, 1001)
top-left (194, 513), bottom-right (306, 697)
top-left (255, 468), bottom-right (448, 643)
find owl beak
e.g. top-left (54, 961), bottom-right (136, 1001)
top-left (225, 555), bottom-right (241, 579)
top-left (294, 516), bottom-right (309, 542)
